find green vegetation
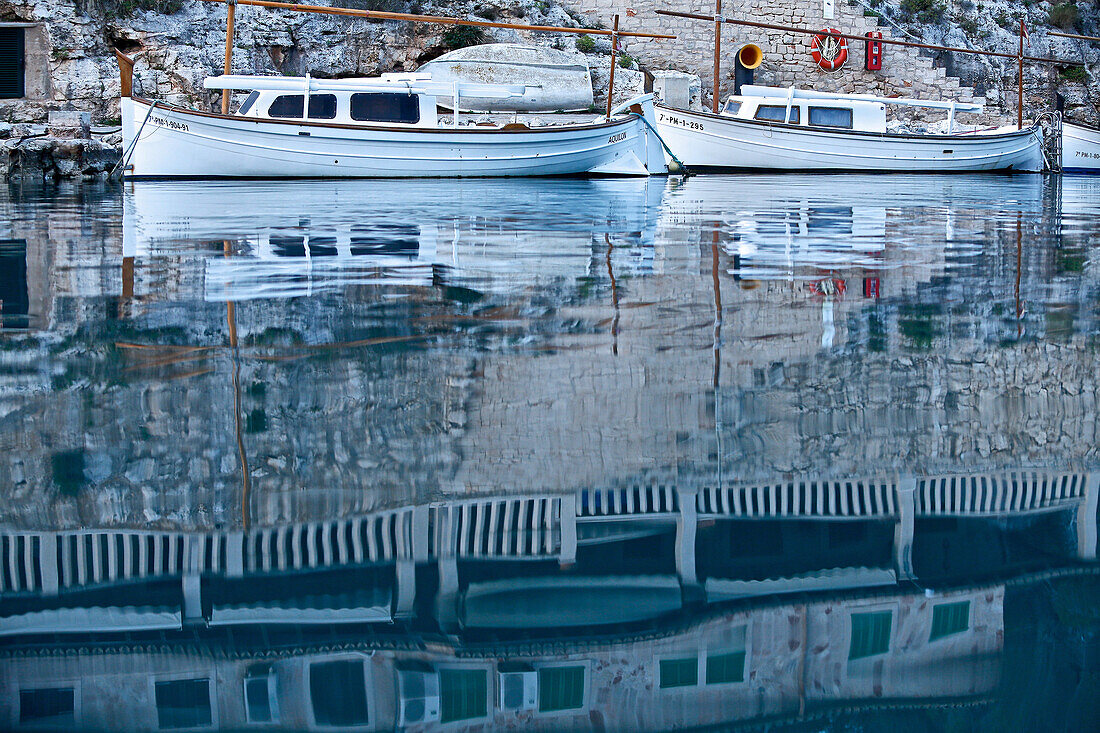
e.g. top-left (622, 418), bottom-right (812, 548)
top-left (1048, 2), bottom-right (1080, 30)
top-left (443, 25), bottom-right (489, 50)
top-left (575, 34), bottom-right (596, 53)
top-left (899, 0), bottom-right (946, 23)
top-left (1059, 65), bottom-right (1089, 82)
top-left (101, 0), bottom-right (184, 18)
top-left (618, 53), bottom-right (634, 69)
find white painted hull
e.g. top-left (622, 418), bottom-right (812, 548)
top-left (121, 97), bottom-right (666, 178)
top-left (1062, 121), bottom-right (1100, 173)
top-left (655, 105), bottom-right (1044, 172)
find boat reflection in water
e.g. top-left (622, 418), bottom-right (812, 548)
top-left (2, 175), bottom-right (1099, 730)
top-left (123, 179), bottom-right (666, 302)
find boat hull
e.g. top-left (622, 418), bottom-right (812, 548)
top-left (1063, 121), bottom-right (1100, 174)
top-left (654, 105), bottom-right (1044, 172)
top-left (120, 97), bottom-right (666, 178)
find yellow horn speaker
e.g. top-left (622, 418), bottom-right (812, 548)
top-left (734, 44), bottom-right (763, 95)
top-left (737, 43), bottom-right (764, 70)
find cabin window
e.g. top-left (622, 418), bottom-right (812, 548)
top-left (809, 106), bottom-right (854, 129)
top-left (930, 600), bottom-right (970, 641)
top-left (154, 679), bottom-right (212, 729)
top-left (754, 105), bottom-right (798, 124)
top-left (439, 669), bottom-right (487, 723)
top-left (268, 94), bottom-right (304, 118)
top-left (350, 93), bottom-right (420, 124)
top-left (0, 27), bottom-right (25, 99)
top-left (659, 658), bottom-right (698, 688)
top-left (238, 91), bottom-right (260, 115)
top-left (19, 688), bottom-right (75, 726)
top-left (309, 660), bottom-right (368, 727)
top-left (307, 94), bottom-right (338, 120)
top-left (538, 666), bottom-right (585, 712)
top-left (849, 611), bottom-right (892, 660)
top-left (721, 99), bottom-right (742, 116)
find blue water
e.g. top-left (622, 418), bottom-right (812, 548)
top-left (1, 175), bottom-right (1098, 731)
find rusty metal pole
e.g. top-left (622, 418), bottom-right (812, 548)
top-left (222, 0), bottom-right (237, 114)
top-left (606, 14), bottom-right (620, 119)
top-left (1017, 20), bottom-right (1024, 130)
top-left (713, 0), bottom-right (722, 113)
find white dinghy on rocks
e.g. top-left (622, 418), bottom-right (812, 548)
top-left (117, 59), bottom-right (667, 179)
top-left (655, 85), bottom-right (1045, 173)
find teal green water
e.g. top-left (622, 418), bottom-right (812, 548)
top-left (1, 175), bottom-right (1098, 731)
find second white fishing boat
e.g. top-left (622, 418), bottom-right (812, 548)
top-left (655, 85), bottom-right (1045, 173)
top-left (1062, 120), bottom-right (1100, 173)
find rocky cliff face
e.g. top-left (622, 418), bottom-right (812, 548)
top-left (866, 0), bottom-right (1100, 126)
top-left (0, 0), bottom-right (599, 122)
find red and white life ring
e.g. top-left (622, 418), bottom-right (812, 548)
top-left (811, 28), bottom-right (848, 71)
top-left (810, 277), bottom-right (847, 298)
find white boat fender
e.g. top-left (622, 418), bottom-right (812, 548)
top-left (609, 95), bottom-right (689, 175)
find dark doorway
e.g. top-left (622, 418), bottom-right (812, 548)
top-left (0, 27), bottom-right (25, 99)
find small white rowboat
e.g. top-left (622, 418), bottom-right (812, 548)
top-left (1062, 121), bottom-right (1100, 173)
top-left (116, 54), bottom-right (667, 179)
top-left (655, 85), bottom-right (1044, 173)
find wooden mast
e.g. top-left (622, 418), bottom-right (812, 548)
top-left (222, 0), bottom-right (237, 114)
top-left (606, 14), bottom-right (619, 120)
top-left (712, 0), bottom-right (722, 113)
top-left (1018, 20), bottom-right (1025, 130)
top-left (195, 0), bottom-right (675, 39)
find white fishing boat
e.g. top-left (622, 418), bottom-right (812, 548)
top-left (1062, 120), bottom-right (1100, 173)
top-left (654, 85), bottom-right (1044, 172)
top-left (117, 58), bottom-right (667, 179)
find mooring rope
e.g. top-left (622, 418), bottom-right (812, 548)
top-left (108, 100), bottom-right (160, 180)
top-left (628, 111), bottom-right (690, 176)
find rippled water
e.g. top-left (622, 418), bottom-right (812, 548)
top-left (1, 175), bottom-right (1099, 731)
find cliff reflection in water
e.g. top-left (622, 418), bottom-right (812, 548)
top-left (1, 175), bottom-right (1099, 731)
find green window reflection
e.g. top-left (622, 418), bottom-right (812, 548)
top-left (440, 669), bottom-right (487, 722)
top-left (659, 658), bottom-right (698, 688)
top-left (538, 666), bottom-right (585, 712)
top-left (930, 600), bottom-right (970, 641)
top-left (849, 611), bottom-right (892, 660)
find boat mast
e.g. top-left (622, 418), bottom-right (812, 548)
top-left (222, 0), bottom-right (236, 114)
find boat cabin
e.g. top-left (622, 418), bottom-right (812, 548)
top-left (208, 72), bottom-right (536, 129)
top-left (721, 93), bottom-right (888, 133)
top-left (237, 80), bottom-right (438, 128)
top-left (715, 85), bottom-right (986, 135)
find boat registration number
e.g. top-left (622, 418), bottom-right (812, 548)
top-left (658, 114), bottom-right (703, 131)
top-left (151, 115), bottom-right (189, 133)
top-left (1073, 150), bottom-right (1100, 161)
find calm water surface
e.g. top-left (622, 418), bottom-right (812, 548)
top-left (1, 175), bottom-right (1099, 730)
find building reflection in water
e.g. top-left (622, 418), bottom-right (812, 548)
top-left (1, 175), bottom-right (1099, 729)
